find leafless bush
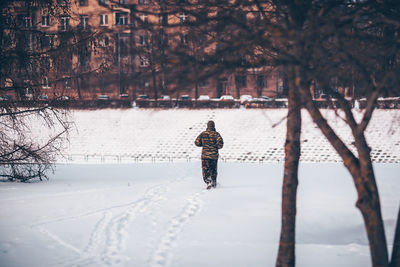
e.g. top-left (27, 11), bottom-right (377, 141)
top-left (0, 101), bottom-right (70, 181)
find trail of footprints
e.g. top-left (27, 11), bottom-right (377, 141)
top-left (38, 176), bottom-right (205, 267)
top-left (149, 190), bottom-right (205, 267)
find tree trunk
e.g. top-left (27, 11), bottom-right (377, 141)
top-left (235, 84), bottom-right (241, 99)
top-left (76, 76), bottom-right (82, 99)
top-left (355, 172), bottom-right (389, 267)
top-left (276, 68), bottom-right (301, 267)
top-left (356, 136), bottom-right (389, 267)
top-left (152, 68), bottom-right (158, 99)
top-left (195, 81), bottom-right (199, 100)
top-left (390, 207), bottom-right (400, 267)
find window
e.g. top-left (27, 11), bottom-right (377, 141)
top-left (236, 11), bottom-right (246, 23)
top-left (23, 16), bottom-right (31, 28)
top-left (99, 0), bottom-right (108, 5)
top-left (140, 78), bottom-right (149, 88)
top-left (199, 56), bottom-right (207, 65)
top-left (139, 34), bottom-right (148, 46)
top-left (119, 36), bottom-right (129, 56)
top-left (99, 14), bottom-right (108, 25)
top-left (59, 0), bottom-right (69, 7)
top-left (199, 79), bottom-right (209, 87)
top-left (42, 77), bottom-right (50, 89)
top-left (235, 75), bottom-right (247, 87)
top-left (24, 85), bottom-right (33, 97)
top-left (139, 13), bottom-right (148, 23)
top-left (4, 78), bottom-right (13, 91)
top-left (116, 12), bottom-right (128, 25)
top-left (59, 16), bottom-right (70, 31)
top-left (257, 75), bottom-right (265, 88)
top-left (163, 35), bottom-right (169, 47)
top-left (79, 0), bottom-right (88, 6)
top-left (81, 76), bottom-right (89, 91)
top-left (99, 36), bottom-right (109, 47)
top-left (180, 34), bottom-right (188, 45)
top-left (58, 48), bottom-right (72, 72)
top-left (79, 15), bottom-right (89, 29)
top-left (139, 56), bottom-right (149, 67)
top-left (41, 57), bottom-right (50, 69)
top-left (331, 77), bottom-right (339, 92)
top-left (41, 15), bottom-right (49, 26)
top-left (63, 77), bottom-right (71, 89)
top-left (158, 34), bottom-right (168, 47)
top-left (159, 13), bottom-right (168, 26)
top-left (4, 16), bottom-right (11, 26)
top-left (179, 12), bottom-right (188, 24)
top-left (24, 33), bottom-right (33, 50)
top-left (240, 54), bottom-right (247, 65)
top-left (3, 34), bottom-right (12, 47)
top-left (198, 34), bottom-right (206, 44)
top-left (216, 43), bottom-right (224, 51)
top-left (40, 35), bottom-right (50, 49)
top-left (119, 83), bottom-right (127, 95)
top-left (80, 53), bottom-right (90, 69)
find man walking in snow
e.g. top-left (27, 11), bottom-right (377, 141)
top-left (195, 120), bottom-right (224, 189)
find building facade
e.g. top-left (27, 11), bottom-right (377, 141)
top-left (1, 0), bottom-right (285, 101)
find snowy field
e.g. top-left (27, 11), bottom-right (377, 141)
top-left (58, 109), bottom-right (400, 163)
top-left (0, 163), bottom-right (399, 267)
top-left (1, 108), bottom-right (399, 267)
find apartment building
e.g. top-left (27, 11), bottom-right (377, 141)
top-left (1, 0), bottom-right (285, 101)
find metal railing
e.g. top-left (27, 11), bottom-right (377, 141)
top-left (58, 152), bottom-right (399, 164)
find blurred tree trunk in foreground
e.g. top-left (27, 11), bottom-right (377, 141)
top-left (390, 207), bottom-right (400, 267)
top-left (276, 66), bottom-right (302, 267)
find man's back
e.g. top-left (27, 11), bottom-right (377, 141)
top-left (195, 122), bottom-right (223, 159)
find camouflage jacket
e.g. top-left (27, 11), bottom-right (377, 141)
top-left (195, 126), bottom-right (224, 159)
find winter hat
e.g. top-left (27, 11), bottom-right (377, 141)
top-left (207, 120), bottom-right (215, 129)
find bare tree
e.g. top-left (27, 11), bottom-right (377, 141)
top-left (265, 2), bottom-right (400, 266)
top-left (0, 103), bottom-right (70, 181)
top-left (0, 0), bottom-right (107, 181)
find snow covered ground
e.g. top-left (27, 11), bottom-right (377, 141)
top-left (58, 109), bottom-right (400, 163)
top-left (1, 108), bottom-right (399, 267)
top-left (0, 163), bottom-right (399, 267)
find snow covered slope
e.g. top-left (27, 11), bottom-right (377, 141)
top-left (61, 109), bottom-right (400, 163)
top-left (0, 163), bottom-right (398, 267)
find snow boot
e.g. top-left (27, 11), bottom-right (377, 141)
top-left (206, 182), bottom-right (213, 190)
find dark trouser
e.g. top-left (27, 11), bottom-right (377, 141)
top-left (201, 158), bottom-right (218, 185)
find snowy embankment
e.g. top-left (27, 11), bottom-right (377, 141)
top-left (0, 163), bottom-right (399, 267)
top-left (58, 109), bottom-right (400, 163)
